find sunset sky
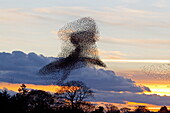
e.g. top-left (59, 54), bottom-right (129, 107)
top-left (0, 0), bottom-right (170, 111)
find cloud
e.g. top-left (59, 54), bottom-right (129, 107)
top-left (98, 50), bottom-right (127, 59)
top-left (33, 6), bottom-right (169, 28)
top-left (93, 90), bottom-right (170, 105)
top-left (1, 51), bottom-right (170, 106)
top-left (68, 67), bottom-right (147, 92)
top-left (153, 0), bottom-right (170, 8)
top-left (0, 8), bottom-right (55, 24)
top-left (101, 37), bottom-right (170, 47)
top-left (117, 0), bottom-right (141, 4)
top-left (0, 51), bottom-right (54, 84)
top-left (0, 51), bottom-right (146, 93)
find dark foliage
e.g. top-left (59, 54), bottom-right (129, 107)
top-left (0, 89), bottom-right (11, 113)
top-left (0, 84), bottom-right (55, 113)
top-left (134, 106), bottom-right (150, 113)
top-left (105, 104), bottom-right (120, 113)
top-left (91, 106), bottom-right (105, 113)
top-left (159, 106), bottom-right (170, 113)
top-left (0, 83), bottom-right (94, 113)
top-left (26, 90), bottom-right (55, 113)
top-left (0, 84), bottom-right (169, 113)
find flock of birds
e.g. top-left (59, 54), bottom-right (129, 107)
top-left (39, 17), bottom-right (106, 84)
top-left (39, 17), bottom-right (170, 85)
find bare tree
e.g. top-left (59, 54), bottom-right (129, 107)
top-left (55, 81), bottom-right (93, 109)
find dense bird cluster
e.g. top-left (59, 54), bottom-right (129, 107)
top-left (39, 17), bottom-right (106, 84)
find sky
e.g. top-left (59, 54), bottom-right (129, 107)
top-left (0, 0), bottom-right (170, 111)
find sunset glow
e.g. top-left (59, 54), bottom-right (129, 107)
top-left (126, 102), bottom-right (170, 112)
top-left (1, 82), bottom-right (170, 112)
top-left (0, 0), bottom-right (170, 112)
top-left (0, 82), bottom-right (61, 93)
top-left (139, 84), bottom-right (170, 96)
top-left (91, 101), bottom-right (170, 112)
top-left (102, 59), bottom-right (170, 63)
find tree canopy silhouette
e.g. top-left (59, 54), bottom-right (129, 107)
top-left (0, 85), bottom-right (169, 113)
top-left (105, 104), bottom-right (120, 113)
top-left (159, 106), bottom-right (169, 113)
top-left (134, 106), bottom-right (149, 113)
top-left (0, 89), bottom-right (11, 113)
top-left (26, 90), bottom-right (54, 113)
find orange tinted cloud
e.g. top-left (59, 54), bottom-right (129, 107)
top-left (101, 37), bottom-right (170, 47)
top-left (0, 82), bottom-right (61, 93)
top-left (99, 50), bottom-right (127, 60)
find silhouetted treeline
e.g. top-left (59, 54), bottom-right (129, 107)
top-left (0, 83), bottom-right (170, 113)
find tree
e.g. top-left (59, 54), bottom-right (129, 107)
top-left (91, 106), bottom-right (105, 113)
top-left (159, 106), bottom-right (169, 113)
top-left (79, 102), bottom-right (95, 113)
top-left (10, 84), bottom-right (29, 113)
top-left (26, 90), bottom-right (54, 113)
top-left (120, 107), bottom-right (131, 113)
top-left (135, 106), bottom-right (149, 113)
top-left (10, 84), bottom-right (55, 113)
top-left (105, 104), bottom-right (120, 113)
top-left (9, 84), bottom-right (30, 113)
top-left (18, 84), bottom-right (28, 96)
top-left (0, 89), bottom-right (11, 113)
top-left (55, 81), bottom-right (93, 110)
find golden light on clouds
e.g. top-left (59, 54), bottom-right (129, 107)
top-left (126, 102), bottom-right (169, 112)
top-left (0, 82), bottom-right (61, 93)
top-left (143, 84), bottom-right (170, 96)
top-left (102, 59), bottom-right (170, 63)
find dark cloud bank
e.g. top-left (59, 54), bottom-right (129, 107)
top-left (0, 51), bottom-right (170, 105)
